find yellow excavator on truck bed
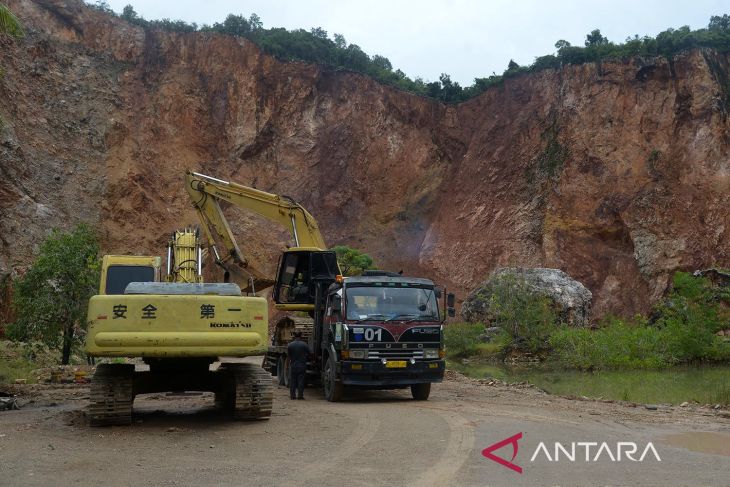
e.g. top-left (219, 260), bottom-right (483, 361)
top-left (184, 172), bottom-right (451, 402)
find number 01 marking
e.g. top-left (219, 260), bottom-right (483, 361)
top-left (364, 328), bottom-right (382, 341)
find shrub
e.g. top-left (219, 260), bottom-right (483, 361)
top-left (549, 320), bottom-right (671, 370)
top-left (549, 271), bottom-right (730, 369)
top-left (444, 322), bottom-right (484, 357)
top-left (486, 274), bottom-right (561, 354)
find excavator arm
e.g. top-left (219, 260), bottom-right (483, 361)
top-left (184, 171), bottom-right (328, 292)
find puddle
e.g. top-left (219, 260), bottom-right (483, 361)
top-left (661, 432), bottom-right (730, 457)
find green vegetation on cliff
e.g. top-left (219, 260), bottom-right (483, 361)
top-left (0, 2), bottom-right (23, 38)
top-left (87, 3), bottom-right (730, 103)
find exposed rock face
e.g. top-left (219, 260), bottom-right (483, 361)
top-left (1, 0), bottom-right (728, 319)
top-left (461, 267), bottom-right (593, 327)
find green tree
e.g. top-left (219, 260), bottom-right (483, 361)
top-left (0, 3), bottom-right (23, 37)
top-left (215, 14), bottom-right (251, 36)
top-left (372, 54), bottom-right (392, 71)
top-left (332, 245), bottom-right (375, 276)
top-left (554, 39), bottom-right (571, 51)
top-left (709, 14), bottom-right (730, 31)
top-left (310, 26), bottom-right (327, 39)
top-left (121, 4), bottom-right (139, 22)
top-left (248, 13), bottom-right (262, 30)
top-left (8, 224), bottom-right (100, 364)
top-left (585, 29), bottom-right (608, 47)
top-left (333, 33), bottom-right (347, 49)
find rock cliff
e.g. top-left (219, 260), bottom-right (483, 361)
top-left (1, 0), bottom-right (728, 317)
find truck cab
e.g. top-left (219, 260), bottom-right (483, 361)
top-left (320, 275), bottom-right (450, 401)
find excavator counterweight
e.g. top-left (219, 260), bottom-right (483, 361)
top-left (84, 228), bottom-right (273, 426)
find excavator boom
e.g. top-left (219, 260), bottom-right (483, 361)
top-left (184, 171), bottom-right (329, 293)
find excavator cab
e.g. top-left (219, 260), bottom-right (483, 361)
top-left (273, 250), bottom-right (339, 307)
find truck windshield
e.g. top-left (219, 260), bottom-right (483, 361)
top-left (345, 285), bottom-right (439, 322)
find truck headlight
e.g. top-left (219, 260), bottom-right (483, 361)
top-left (349, 350), bottom-right (366, 359)
top-left (423, 349), bottom-right (439, 359)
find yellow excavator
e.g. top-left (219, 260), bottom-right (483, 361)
top-left (85, 226), bottom-right (272, 426)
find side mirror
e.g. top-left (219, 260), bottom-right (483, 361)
top-left (331, 296), bottom-right (342, 314)
top-left (434, 287), bottom-right (442, 299)
top-left (447, 293), bottom-right (456, 318)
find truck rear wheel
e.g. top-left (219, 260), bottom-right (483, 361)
top-left (323, 359), bottom-right (344, 402)
top-left (277, 356), bottom-right (288, 387)
top-left (410, 383), bottom-right (431, 401)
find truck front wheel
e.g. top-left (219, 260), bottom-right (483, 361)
top-left (411, 383), bottom-right (431, 400)
top-left (323, 359), bottom-right (344, 402)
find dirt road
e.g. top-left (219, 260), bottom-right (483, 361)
top-left (1, 359), bottom-right (729, 487)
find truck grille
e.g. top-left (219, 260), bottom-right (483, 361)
top-left (367, 349), bottom-right (424, 360)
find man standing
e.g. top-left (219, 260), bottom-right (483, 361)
top-left (287, 331), bottom-right (311, 400)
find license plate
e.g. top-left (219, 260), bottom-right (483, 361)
top-left (385, 360), bottom-right (407, 368)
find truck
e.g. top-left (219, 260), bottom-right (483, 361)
top-left (85, 229), bottom-right (273, 426)
top-left (183, 171), bottom-right (456, 402)
top-left (264, 270), bottom-right (455, 401)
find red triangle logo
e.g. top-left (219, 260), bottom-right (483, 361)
top-left (481, 432), bottom-right (523, 474)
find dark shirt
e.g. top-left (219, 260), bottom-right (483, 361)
top-left (287, 339), bottom-right (312, 367)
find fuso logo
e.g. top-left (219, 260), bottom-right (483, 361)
top-left (481, 432), bottom-right (523, 474)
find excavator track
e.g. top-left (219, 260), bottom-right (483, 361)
top-left (88, 364), bottom-right (135, 427)
top-left (220, 363), bottom-right (273, 420)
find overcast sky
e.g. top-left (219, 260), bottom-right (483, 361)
top-left (103, 0), bottom-right (727, 86)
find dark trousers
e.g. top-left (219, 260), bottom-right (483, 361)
top-left (290, 364), bottom-right (306, 398)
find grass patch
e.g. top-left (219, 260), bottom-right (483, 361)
top-left (0, 341), bottom-right (62, 384)
top-left (443, 322), bottom-right (484, 357)
top-left (444, 323), bottom-right (511, 359)
top-left (549, 320), bottom-right (672, 370)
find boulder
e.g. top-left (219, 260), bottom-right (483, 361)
top-left (461, 267), bottom-right (593, 327)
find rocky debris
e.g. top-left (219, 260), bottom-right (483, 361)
top-left (30, 365), bottom-right (94, 384)
top-left (461, 267), bottom-right (593, 327)
top-left (504, 351), bottom-right (542, 364)
top-left (0, 396), bottom-right (20, 410)
top-left (693, 268), bottom-right (730, 287)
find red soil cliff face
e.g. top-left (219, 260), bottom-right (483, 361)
top-left (1, 0), bottom-right (728, 318)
